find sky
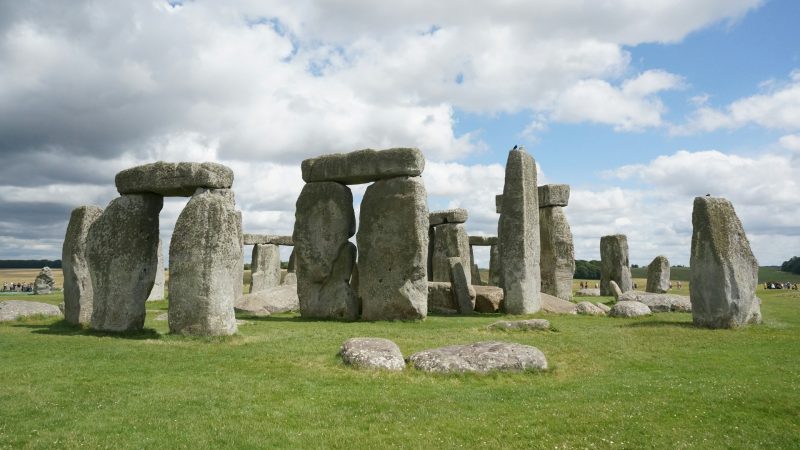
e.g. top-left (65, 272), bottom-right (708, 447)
top-left (1, 0), bottom-right (798, 268)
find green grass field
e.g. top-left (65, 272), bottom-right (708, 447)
top-left (629, 266), bottom-right (800, 283)
top-left (2, 279), bottom-right (799, 449)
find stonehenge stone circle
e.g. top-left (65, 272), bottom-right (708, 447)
top-left (473, 285), bottom-right (504, 313)
top-left (249, 243), bottom-right (282, 293)
top-left (690, 196), bottom-right (761, 328)
top-left (63, 205), bottom-right (103, 325)
top-left (301, 148), bottom-right (424, 184)
top-left (115, 161), bottom-right (233, 196)
top-left (576, 301), bottom-right (607, 316)
top-left (427, 281), bottom-right (457, 313)
top-left (497, 147), bottom-right (541, 314)
top-left (409, 341), bottom-right (548, 373)
top-left (146, 239), bottom-right (165, 301)
top-left (234, 284), bottom-right (300, 315)
top-left (538, 185), bottom-right (575, 301)
top-left (358, 176), bottom-right (429, 320)
top-left (600, 234), bottom-right (632, 296)
top-left (645, 255), bottom-right (670, 294)
top-left (168, 189), bottom-right (241, 336)
top-left (293, 181), bottom-right (358, 320)
top-left (339, 337), bottom-right (406, 371)
top-left (87, 194), bottom-right (162, 332)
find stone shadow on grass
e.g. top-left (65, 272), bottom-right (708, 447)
top-left (19, 320), bottom-right (162, 340)
top-left (623, 320), bottom-right (695, 329)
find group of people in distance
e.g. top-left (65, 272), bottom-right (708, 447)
top-left (578, 281), bottom-right (598, 289)
top-left (1, 282), bottom-right (33, 292)
top-left (764, 281), bottom-right (798, 290)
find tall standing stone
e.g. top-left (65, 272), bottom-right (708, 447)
top-left (539, 185), bottom-right (575, 301)
top-left (489, 244), bottom-right (501, 287)
top-left (690, 196), bottom-right (761, 328)
top-left (600, 234), bottom-right (632, 296)
top-left (169, 189), bottom-right (241, 336)
top-left (88, 194), bottom-right (162, 332)
top-left (62, 205), bottom-right (103, 325)
top-left (249, 243), bottom-right (282, 293)
top-left (358, 176), bottom-right (429, 320)
top-left (293, 182), bottom-right (358, 320)
top-left (645, 255), bottom-right (670, 294)
top-left (147, 239), bottom-right (165, 301)
top-left (430, 223), bottom-right (471, 284)
top-left (497, 148), bottom-right (540, 314)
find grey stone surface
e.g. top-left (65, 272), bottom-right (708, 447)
top-left (540, 292), bottom-right (577, 315)
top-left (63, 205), bottom-right (103, 325)
top-left (301, 148), bottom-right (425, 184)
top-left (430, 223), bottom-right (471, 283)
top-left (600, 234), bottom-right (632, 296)
top-left (429, 208), bottom-right (468, 226)
top-left (576, 301), bottom-right (606, 315)
top-left (595, 302), bottom-right (611, 313)
top-left (409, 341), bottom-right (548, 373)
top-left (690, 196), bottom-right (761, 328)
top-left (474, 285), bottom-right (504, 313)
top-left (449, 257), bottom-right (476, 314)
top-left (645, 255), bottom-right (670, 294)
top-left (497, 148), bottom-right (540, 314)
top-left (495, 194), bottom-right (503, 214)
top-left (88, 194), bottom-right (162, 332)
top-left (32, 267), bottom-right (55, 295)
top-left (146, 239), bottom-right (165, 301)
top-left (234, 284), bottom-right (299, 315)
top-left (427, 281), bottom-right (456, 312)
top-left (358, 176), bottom-right (428, 320)
top-left (293, 182), bottom-right (359, 320)
top-left (487, 319), bottom-right (550, 331)
top-left (243, 234), bottom-right (294, 246)
top-left (620, 292), bottom-right (691, 313)
top-left (576, 288), bottom-right (601, 296)
top-left (0, 300), bottom-right (61, 321)
top-left (249, 244), bottom-right (282, 293)
top-left (339, 337), bottom-right (405, 371)
top-left (609, 301), bottom-right (652, 318)
top-left (282, 272), bottom-right (297, 286)
top-left (539, 206), bottom-right (575, 301)
top-left (609, 280), bottom-right (623, 301)
top-left (489, 244), bottom-right (501, 286)
top-left (115, 161), bottom-right (233, 196)
top-left (168, 189), bottom-right (241, 336)
top-left (469, 246), bottom-right (484, 287)
top-left (537, 184), bottom-right (570, 207)
top-left (468, 236), bottom-right (498, 246)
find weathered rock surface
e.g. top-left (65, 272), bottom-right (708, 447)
top-left (429, 208), bottom-right (468, 226)
top-left (301, 148), bottom-right (424, 184)
top-left (358, 176), bottom-right (428, 320)
top-left (0, 300), bottom-right (61, 321)
top-left (63, 205), bottom-right (103, 325)
top-left (645, 255), bottom-right (670, 294)
top-left (449, 257), bottom-right (476, 314)
top-left (497, 148), bottom-right (540, 314)
top-left (537, 184), bottom-right (570, 207)
top-left (690, 196), bottom-right (761, 328)
top-left (473, 285), bottom-right (504, 313)
top-left (609, 301), bottom-right (652, 318)
top-left (339, 337), bottom-right (405, 371)
top-left (234, 284), bottom-right (299, 315)
top-left (617, 291), bottom-right (691, 313)
top-left (249, 243), bottom-right (282, 293)
top-left (243, 234), bottom-right (293, 246)
top-left (146, 239), bottom-right (165, 301)
top-left (427, 281), bottom-right (456, 312)
top-left (600, 234), bottom-right (632, 296)
top-left (489, 244), bottom-right (501, 287)
top-left (430, 223), bottom-right (471, 283)
top-left (609, 280), bottom-right (623, 301)
top-left (576, 301), bottom-right (607, 316)
top-left (487, 319), bottom-right (550, 331)
top-left (115, 161), bottom-right (233, 196)
top-left (540, 292), bottom-right (577, 314)
top-left (576, 288), bottom-right (600, 297)
top-left (409, 341), bottom-right (548, 373)
top-left (32, 267), bottom-right (55, 295)
top-left (168, 189), bottom-right (241, 336)
top-left (293, 182), bottom-right (359, 320)
top-left (539, 206), bottom-right (575, 301)
top-left (469, 236), bottom-right (498, 246)
top-left (594, 302), bottom-right (611, 313)
top-left (88, 194), bottom-right (162, 332)
top-left (495, 194), bottom-right (503, 214)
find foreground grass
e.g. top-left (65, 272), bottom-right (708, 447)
top-left (1, 290), bottom-right (799, 449)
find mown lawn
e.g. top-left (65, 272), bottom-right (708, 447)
top-left (1, 288), bottom-right (799, 449)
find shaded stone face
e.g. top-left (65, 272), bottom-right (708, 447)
top-left (115, 161), bottom-right (233, 196)
top-left (489, 244), bottom-right (501, 287)
top-left (168, 189), bottom-right (241, 336)
top-left (429, 208), bottom-right (468, 226)
top-left (690, 196), bottom-right (760, 328)
top-left (645, 255), bottom-right (670, 294)
top-left (600, 234), bottom-right (632, 296)
top-left (357, 176), bottom-right (428, 320)
top-left (88, 194), bottom-right (162, 332)
top-left (468, 236), bottom-right (498, 246)
top-left (293, 182), bottom-right (358, 320)
top-left (249, 243), bottom-right (282, 294)
top-left (539, 206), bottom-right (575, 301)
top-left (430, 223), bottom-right (471, 284)
top-left (537, 184), bottom-right (570, 207)
top-left (427, 281), bottom-right (456, 312)
top-left (301, 148), bottom-right (424, 184)
top-left (497, 148), bottom-right (540, 314)
top-left (146, 239), bottom-right (165, 301)
top-left (62, 205), bottom-right (103, 325)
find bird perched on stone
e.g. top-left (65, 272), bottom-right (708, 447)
top-left (512, 145), bottom-right (518, 150)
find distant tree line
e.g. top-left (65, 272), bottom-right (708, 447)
top-left (0, 259), bottom-right (62, 269)
top-left (574, 260), bottom-right (601, 279)
top-left (781, 256), bottom-right (800, 275)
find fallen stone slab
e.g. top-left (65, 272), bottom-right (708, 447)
top-left (487, 319), bottom-right (550, 331)
top-left (429, 208), bottom-right (468, 226)
top-left (234, 284), bottom-right (300, 316)
top-left (576, 301), bottom-right (607, 316)
top-left (468, 236), bottom-right (498, 246)
top-left (243, 234), bottom-right (294, 246)
top-left (618, 291), bottom-right (691, 313)
top-left (115, 161), bottom-right (234, 196)
top-left (537, 184), bottom-right (570, 207)
top-left (301, 148), bottom-right (424, 184)
top-left (540, 292), bottom-right (577, 315)
top-left (0, 300), bottom-right (62, 321)
top-left (473, 285), bottom-right (503, 313)
top-left (339, 337), bottom-right (405, 371)
top-left (594, 302), bottom-right (611, 313)
top-left (409, 341), bottom-right (548, 373)
top-left (449, 257), bottom-right (476, 314)
top-left (609, 301), bottom-right (652, 318)
top-left (576, 288), bottom-right (601, 297)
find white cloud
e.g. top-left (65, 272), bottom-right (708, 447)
top-left (779, 134), bottom-right (800, 152)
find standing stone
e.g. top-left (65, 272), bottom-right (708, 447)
top-left (600, 234), bottom-right (632, 296)
top-left (539, 205), bottom-right (575, 301)
top-left (63, 205), bottom-right (103, 325)
top-left (448, 257), bottom-right (476, 314)
top-left (497, 148), bottom-right (540, 314)
top-left (32, 267), bottom-right (55, 295)
top-left (489, 244), bottom-right (501, 286)
top-left (690, 196), bottom-right (760, 328)
top-left (169, 189), bottom-right (241, 336)
top-left (146, 239), bottom-right (165, 301)
top-left (469, 246), bottom-right (484, 286)
top-left (430, 223), bottom-right (471, 283)
top-left (88, 194), bottom-right (162, 332)
top-left (358, 176), bottom-right (428, 320)
top-left (249, 244), bottom-right (282, 293)
top-left (293, 182), bottom-right (358, 320)
top-left (645, 255), bottom-right (670, 294)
